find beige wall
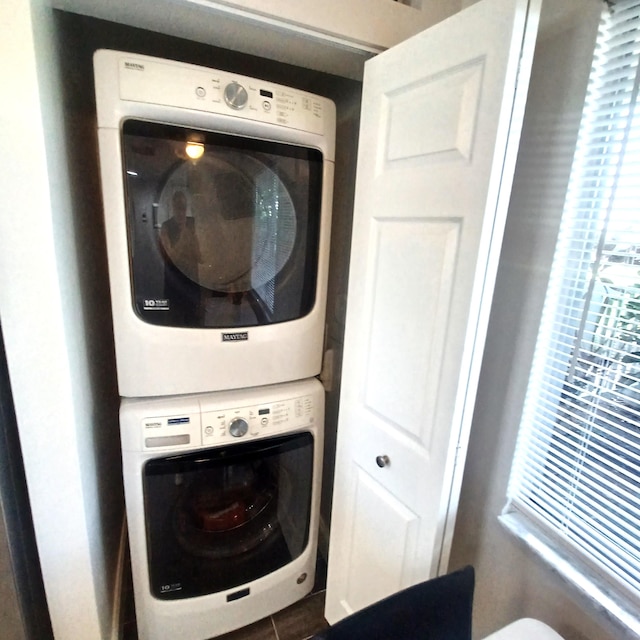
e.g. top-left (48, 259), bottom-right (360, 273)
top-left (448, 2), bottom-right (633, 639)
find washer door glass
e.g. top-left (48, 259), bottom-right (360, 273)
top-left (121, 120), bottom-right (324, 328)
top-left (143, 432), bottom-right (314, 599)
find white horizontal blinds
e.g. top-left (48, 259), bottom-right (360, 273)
top-left (508, 0), bottom-right (640, 596)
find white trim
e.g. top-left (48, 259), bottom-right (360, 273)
top-left (499, 510), bottom-right (640, 640)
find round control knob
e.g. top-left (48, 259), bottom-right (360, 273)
top-left (229, 417), bottom-right (249, 438)
top-left (223, 82), bottom-right (249, 110)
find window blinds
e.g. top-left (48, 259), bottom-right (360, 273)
top-left (507, 0), bottom-right (640, 597)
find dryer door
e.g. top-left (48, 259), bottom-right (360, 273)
top-left (121, 120), bottom-right (323, 328)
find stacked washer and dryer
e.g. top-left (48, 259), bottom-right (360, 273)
top-left (93, 50), bottom-right (336, 640)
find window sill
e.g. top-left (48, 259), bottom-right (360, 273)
top-left (498, 510), bottom-right (640, 639)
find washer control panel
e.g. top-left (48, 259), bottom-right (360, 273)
top-left (138, 393), bottom-right (315, 451)
top-left (141, 411), bottom-right (202, 451)
top-left (200, 394), bottom-right (315, 446)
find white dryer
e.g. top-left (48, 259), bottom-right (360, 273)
top-left (93, 50), bottom-right (336, 397)
top-left (120, 377), bottom-right (324, 640)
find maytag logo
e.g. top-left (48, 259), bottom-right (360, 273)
top-left (124, 62), bottom-right (145, 71)
top-left (222, 332), bottom-right (249, 342)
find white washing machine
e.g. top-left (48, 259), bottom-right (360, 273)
top-left (93, 50), bottom-right (336, 397)
top-left (120, 377), bottom-right (324, 640)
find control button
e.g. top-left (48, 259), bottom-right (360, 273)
top-left (224, 82), bottom-right (249, 110)
top-left (204, 425), bottom-right (214, 436)
top-left (261, 417), bottom-right (269, 426)
top-left (229, 417), bottom-right (249, 438)
top-left (195, 86), bottom-right (206, 98)
top-left (262, 101), bottom-right (272, 112)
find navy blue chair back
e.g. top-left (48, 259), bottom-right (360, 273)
top-left (313, 566), bottom-right (475, 640)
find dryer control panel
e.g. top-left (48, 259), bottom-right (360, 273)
top-left (116, 54), bottom-right (327, 135)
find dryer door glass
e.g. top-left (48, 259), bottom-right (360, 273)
top-left (121, 119), bottom-right (323, 328)
top-left (143, 432), bottom-right (313, 599)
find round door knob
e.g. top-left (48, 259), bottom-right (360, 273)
top-left (223, 82), bottom-right (249, 110)
top-left (229, 417), bottom-right (249, 438)
top-left (376, 455), bottom-right (390, 468)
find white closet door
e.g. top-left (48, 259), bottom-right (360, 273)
top-left (325, 0), bottom-right (540, 622)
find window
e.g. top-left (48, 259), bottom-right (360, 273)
top-left (505, 0), bottom-right (640, 610)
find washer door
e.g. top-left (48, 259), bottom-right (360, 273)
top-left (143, 432), bottom-right (314, 600)
top-left (121, 120), bottom-right (323, 328)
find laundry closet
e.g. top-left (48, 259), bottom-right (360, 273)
top-left (61, 17), bottom-right (354, 640)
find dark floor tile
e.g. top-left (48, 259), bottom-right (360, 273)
top-left (213, 616), bottom-right (277, 640)
top-left (271, 591), bottom-right (328, 640)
